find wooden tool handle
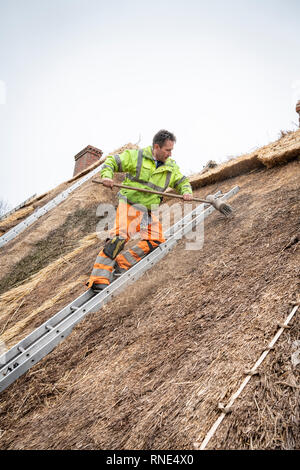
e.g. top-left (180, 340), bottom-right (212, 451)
top-left (92, 179), bottom-right (208, 204)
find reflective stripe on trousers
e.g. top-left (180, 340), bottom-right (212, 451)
top-left (115, 240), bottom-right (161, 271)
top-left (86, 251), bottom-right (115, 288)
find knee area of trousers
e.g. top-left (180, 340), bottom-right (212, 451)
top-left (143, 240), bottom-right (162, 253)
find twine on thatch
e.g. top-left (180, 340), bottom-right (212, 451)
top-left (194, 304), bottom-right (299, 450)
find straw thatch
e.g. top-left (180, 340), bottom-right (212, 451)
top-left (0, 232), bottom-right (99, 331)
top-left (0, 206), bottom-right (35, 233)
top-left (189, 128), bottom-right (300, 189)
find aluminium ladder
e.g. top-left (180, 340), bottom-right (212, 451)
top-left (0, 186), bottom-right (239, 393)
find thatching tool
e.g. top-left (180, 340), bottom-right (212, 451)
top-left (92, 179), bottom-right (233, 216)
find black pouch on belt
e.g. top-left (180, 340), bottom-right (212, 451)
top-left (103, 236), bottom-right (126, 259)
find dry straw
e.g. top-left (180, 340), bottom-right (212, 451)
top-left (1, 278), bottom-right (85, 346)
top-left (0, 206), bottom-right (34, 228)
top-left (195, 304), bottom-right (299, 450)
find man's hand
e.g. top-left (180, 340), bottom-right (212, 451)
top-left (183, 193), bottom-right (193, 201)
top-left (101, 178), bottom-right (114, 189)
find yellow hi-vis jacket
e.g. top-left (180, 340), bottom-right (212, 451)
top-left (100, 146), bottom-right (192, 210)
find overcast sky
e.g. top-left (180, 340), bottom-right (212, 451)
top-left (1, 0), bottom-right (300, 208)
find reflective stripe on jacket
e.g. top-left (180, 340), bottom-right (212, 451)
top-left (100, 146), bottom-right (192, 210)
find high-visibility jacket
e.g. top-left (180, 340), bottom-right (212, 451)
top-left (100, 146), bottom-right (192, 210)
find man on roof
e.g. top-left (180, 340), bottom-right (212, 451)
top-left (87, 129), bottom-right (193, 292)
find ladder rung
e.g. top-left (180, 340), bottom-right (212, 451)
top-left (70, 306), bottom-right (80, 312)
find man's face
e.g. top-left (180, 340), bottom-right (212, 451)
top-left (153, 139), bottom-right (174, 163)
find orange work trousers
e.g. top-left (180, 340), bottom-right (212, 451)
top-left (87, 202), bottom-right (165, 289)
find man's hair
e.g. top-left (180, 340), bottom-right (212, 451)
top-left (152, 129), bottom-right (176, 148)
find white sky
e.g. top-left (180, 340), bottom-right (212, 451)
top-left (1, 0), bottom-right (300, 208)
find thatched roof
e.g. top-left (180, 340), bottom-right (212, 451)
top-left (0, 134), bottom-right (299, 450)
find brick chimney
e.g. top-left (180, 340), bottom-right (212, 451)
top-left (73, 145), bottom-right (103, 176)
top-left (296, 100), bottom-right (300, 127)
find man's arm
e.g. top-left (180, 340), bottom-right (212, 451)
top-left (171, 165), bottom-right (193, 200)
top-left (101, 177), bottom-right (114, 188)
top-left (100, 150), bottom-right (133, 187)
